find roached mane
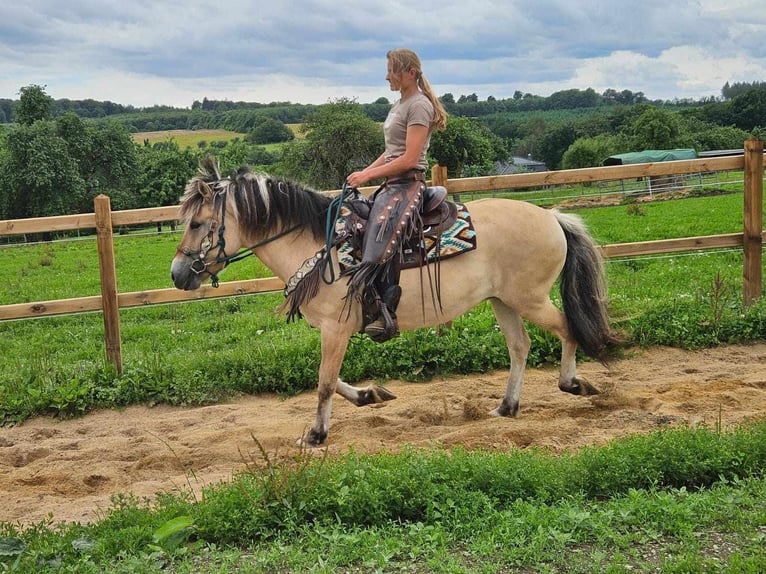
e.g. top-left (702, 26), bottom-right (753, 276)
top-left (179, 157), bottom-right (333, 241)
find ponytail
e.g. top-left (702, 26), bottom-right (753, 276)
top-left (387, 48), bottom-right (448, 131)
top-left (418, 73), bottom-right (448, 131)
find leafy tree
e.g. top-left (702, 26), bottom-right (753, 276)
top-left (727, 88), bottom-right (766, 132)
top-left (457, 93), bottom-right (479, 104)
top-left (546, 88), bottom-right (601, 110)
top-left (246, 117), bottom-right (294, 145)
top-left (562, 133), bottom-right (631, 169)
top-left (0, 108), bottom-right (139, 218)
top-left (81, 120), bottom-right (139, 211)
top-left (534, 122), bottom-right (580, 171)
top-left (693, 125), bottom-right (752, 150)
top-left (630, 107), bottom-right (681, 150)
top-left (1, 121), bottom-right (84, 218)
top-left (276, 98), bottom-right (383, 189)
top-left (677, 116), bottom-right (751, 151)
top-left (212, 139), bottom-right (275, 173)
top-left (440, 93), bottom-right (455, 104)
top-left (429, 116), bottom-right (497, 177)
top-left (721, 81), bottom-right (766, 100)
top-left (15, 85), bottom-right (53, 125)
top-left (135, 140), bottom-right (199, 208)
top-left (602, 88), bottom-right (646, 106)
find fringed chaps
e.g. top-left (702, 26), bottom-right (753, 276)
top-left (342, 173), bottom-right (426, 306)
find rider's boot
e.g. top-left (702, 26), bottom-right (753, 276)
top-left (364, 284), bottom-right (402, 342)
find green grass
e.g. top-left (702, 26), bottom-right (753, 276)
top-left (575, 192), bottom-right (745, 244)
top-left (2, 421), bottom-right (765, 572)
top-left (1, 188), bottom-right (765, 572)
top-left (1, 189), bottom-right (765, 423)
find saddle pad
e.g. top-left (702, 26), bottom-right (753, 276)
top-left (337, 202), bottom-right (477, 271)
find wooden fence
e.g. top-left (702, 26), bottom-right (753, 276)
top-left (1, 138), bottom-right (763, 372)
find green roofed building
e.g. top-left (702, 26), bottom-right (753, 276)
top-left (603, 149), bottom-right (698, 166)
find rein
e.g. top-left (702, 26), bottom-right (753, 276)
top-left (318, 182), bottom-right (353, 285)
top-left (186, 180), bottom-right (350, 289)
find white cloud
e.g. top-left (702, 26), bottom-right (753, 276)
top-left (1, 0), bottom-right (764, 106)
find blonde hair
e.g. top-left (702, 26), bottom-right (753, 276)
top-left (387, 48), bottom-right (448, 131)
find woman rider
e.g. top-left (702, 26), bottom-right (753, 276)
top-left (345, 48), bottom-right (448, 342)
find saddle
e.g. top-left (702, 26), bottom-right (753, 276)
top-left (340, 184), bottom-right (458, 269)
top-left (280, 184), bottom-right (470, 325)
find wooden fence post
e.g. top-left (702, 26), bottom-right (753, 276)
top-left (94, 195), bottom-right (123, 373)
top-left (430, 163), bottom-right (452, 199)
top-left (742, 138), bottom-right (764, 307)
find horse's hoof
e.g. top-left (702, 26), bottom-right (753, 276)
top-left (490, 401), bottom-right (518, 417)
top-left (356, 385), bottom-right (397, 406)
top-left (298, 428), bottom-right (327, 448)
top-left (559, 377), bottom-right (600, 396)
top-left (372, 385), bottom-right (397, 402)
top-left (578, 379), bottom-right (600, 396)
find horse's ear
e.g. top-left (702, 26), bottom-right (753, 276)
top-left (196, 180), bottom-right (214, 201)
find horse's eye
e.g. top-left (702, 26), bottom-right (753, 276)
top-left (189, 221), bottom-right (202, 230)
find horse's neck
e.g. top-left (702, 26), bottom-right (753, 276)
top-left (252, 230), bottom-right (323, 282)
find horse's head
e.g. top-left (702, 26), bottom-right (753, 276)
top-left (171, 158), bottom-right (334, 290)
top-left (171, 158), bottom-right (246, 290)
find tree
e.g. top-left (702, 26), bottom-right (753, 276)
top-left (546, 88), bottom-right (600, 109)
top-left (728, 88), bottom-right (766, 132)
top-left (457, 93), bottom-right (479, 104)
top-left (429, 116), bottom-right (497, 177)
top-left (246, 117), bottom-right (294, 145)
top-left (15, 85), bottom-right (53, 125)
top-left (535, 123), bottom-right (580, 171)
top-left (135, 140), bottom-right (199, 208)
top-left (276, 98), bottom-right (383, 189)
top-left (80, 120), bottom-right (139, 211)
top-left (0, 109), bottom-right (140, 218)
top-left (1, 121), bottom-right (84, 218)
top-left (562, 133), bottom-right (630, 169)
top-left (630, 107), bottom-right (681, 150)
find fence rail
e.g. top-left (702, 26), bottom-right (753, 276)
top-left (1, 139), bottom-right (763, 371)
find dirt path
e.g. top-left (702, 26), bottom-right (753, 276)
top-left (2, 343), bottom-right (766, 525)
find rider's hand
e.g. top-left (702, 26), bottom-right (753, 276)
top-left (346, 170), bottom-right (367, 188)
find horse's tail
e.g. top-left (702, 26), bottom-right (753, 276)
top-left (554, 211), bottom-right (619, 362)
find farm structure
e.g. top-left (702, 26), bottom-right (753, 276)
top-left (0, 139), bottom-right (763, 373)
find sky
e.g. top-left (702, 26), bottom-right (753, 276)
top-left (1, 0), bottom-right (765, 109)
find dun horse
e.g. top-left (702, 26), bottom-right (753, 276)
top-left (171, 159), bottom-right (618, 446)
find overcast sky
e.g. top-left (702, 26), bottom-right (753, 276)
top-left (1, 0), bottom-right (765, 109)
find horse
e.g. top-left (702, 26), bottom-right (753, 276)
top-left (170, 158), bottom-right (618, 446)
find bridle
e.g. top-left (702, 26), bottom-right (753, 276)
top-left (181, 191), bottom-right (300, 287)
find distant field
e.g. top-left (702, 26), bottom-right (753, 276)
top-left (132, 129), bottom-right (246, 148)
top-left (133, 125), bottom-right (304, 149)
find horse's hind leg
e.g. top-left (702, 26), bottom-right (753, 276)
top-left (489, 300), bottom-right (530, 417)
top-left (522, 299), bottom-right (600, 397)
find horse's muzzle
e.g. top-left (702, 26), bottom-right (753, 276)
top-left (170, 257), bottom-right (202, 290)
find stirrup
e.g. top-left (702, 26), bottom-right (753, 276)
top-left (364, 303), bottom-right (399, 343)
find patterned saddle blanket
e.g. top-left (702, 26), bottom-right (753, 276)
top-left (282, 197), bottom-right (477, 319)
top-left (336, 200), bottom-right (477, 271)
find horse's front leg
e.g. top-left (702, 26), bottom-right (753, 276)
top-left (302, 325), bottom-right (353, 447)
top-left (335, 379), bottom-right (397, 406)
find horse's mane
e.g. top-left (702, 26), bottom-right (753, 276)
top-left (179, 157), bottom-right (333, 241)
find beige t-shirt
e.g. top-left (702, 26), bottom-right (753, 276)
top-left (383, 92), bottom-right (434, 171)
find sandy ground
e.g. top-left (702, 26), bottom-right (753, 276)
top-left (2, 343), bottom-right (766, 525)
